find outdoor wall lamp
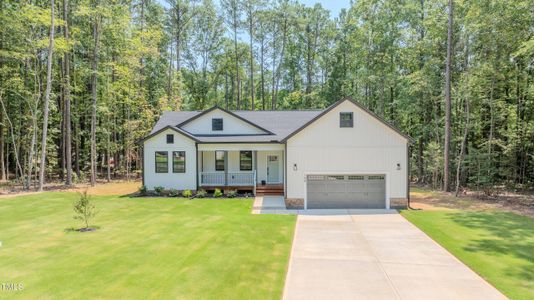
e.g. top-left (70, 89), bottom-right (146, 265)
top-left (396, 163), bottom-right (401, 170)
top-left (293, 163), bottom-right (298, 171)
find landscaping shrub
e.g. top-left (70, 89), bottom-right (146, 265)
top-left (138, 185), bottom-right (148, 196)
top-left (226, 190), bottom-right (238, 198)
top-left (168, 189), bottom-right (179, 197)
top-left (154, 186), bottom-right (165, 196)
top-left (195, 189), bottom-right (207, 198)
top-left (182, 189), bottom-right (193, 198)
top-left (213, 188), bottom-right (223, 197)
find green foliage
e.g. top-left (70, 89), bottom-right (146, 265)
top-left (182, 189), bottom-right (193, 198)
top-left (168, 189), bottom-right (179, 197)
top-left (73, 190), bottom-right (98, 229)
top-left (0, 192), bottom-right (295, 299)
top-left (226, 190), bottom-right (238, 198)
top-left (195, 189), bottom-right (207, 198)
top-left (138, 185), bottom-right (148, 196)
top-left (213, 188), bottom-right (223, 198)
top-left (154, 186), bottom-right (165, 196)
top-left (0, 0), bottom-right (532, 192)
top-left (402, 210), bottom-right (534, 299)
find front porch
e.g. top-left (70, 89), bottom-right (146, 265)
top-left (197, 144), bottom-right (285, 195)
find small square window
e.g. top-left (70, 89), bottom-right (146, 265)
top-left (212, 118), bottom-right (223, 131)
top-left (340, 112), bottom-right (353, 128)
top-left (166, 134), bottom-right (174, 144)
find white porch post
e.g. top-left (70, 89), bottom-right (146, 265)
top-left (253, 150), bottom-right (257, 183)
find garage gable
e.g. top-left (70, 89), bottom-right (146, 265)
top-left (283, 98), bottom-right (413, 144)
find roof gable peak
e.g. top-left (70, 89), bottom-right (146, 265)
top-left (177, 105), bottom-right (274, 135)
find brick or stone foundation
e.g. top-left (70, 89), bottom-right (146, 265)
top-left (390, 198), bottom-right (408, 209)
top-left (285, 198), bottom-right (304, 210)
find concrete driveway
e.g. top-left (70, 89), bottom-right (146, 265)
top-left (283, 210), bottom-right (507, 300)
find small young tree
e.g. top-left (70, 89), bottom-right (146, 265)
top-left (73, 190), bottom-right (98, 230)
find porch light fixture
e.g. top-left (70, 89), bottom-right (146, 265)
top-left (293, 163), bottom-right (298, 171)
top-left (396, 163), bottom-right (401, 170)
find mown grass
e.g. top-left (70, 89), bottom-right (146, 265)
top-left (401, 209), bottom-right (534, 300)
top-left (0, 193), bottom-right (296, 299)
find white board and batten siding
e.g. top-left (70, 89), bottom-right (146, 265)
top-left (143, 128), bottom-right (197, 190)
top-left (286, 100), bottom-right (409, 207)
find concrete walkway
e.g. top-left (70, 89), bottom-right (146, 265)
top-left (252, 196), bottom-right (289, 214)
top-left (283, 211), bottom-right (507, 300)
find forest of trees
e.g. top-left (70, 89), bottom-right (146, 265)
top-left (0, 0), bottom-right (532, 193)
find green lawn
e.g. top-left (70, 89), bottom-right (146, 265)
top-left (0, 193), bottom-right (296, 299)
top-left (401, 209), bottom-right (534, 300)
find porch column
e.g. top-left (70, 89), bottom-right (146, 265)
top-left (253, 150), bottom-right (258, 184)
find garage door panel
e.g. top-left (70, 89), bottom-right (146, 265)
top-left (306, 174), bottom-right (385, 209)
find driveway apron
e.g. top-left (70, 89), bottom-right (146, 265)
top-left (283, 210), bottom-right (507, 300)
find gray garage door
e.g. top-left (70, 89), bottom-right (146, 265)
top-left (306, 174), bottom-right (386, 209)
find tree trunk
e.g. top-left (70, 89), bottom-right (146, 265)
top-left (38, 0), bottom-right (56, 191)
top-left (0, 95), bottom-right (24, 181)
top-left (167, 43), bottom-right (173, 103)
top-left (260, 36), bottom-right (265, 110)
top-left (443, 0), bottom-right (453, 192)
top-left (272, 17), bottom-right (287, 110)
top-left (455, 93), bottom-right (469, 197)
top-left (63, 0), bottom-right (72, 186)
top-left (234, 18), bottom-right (241, 109)
top-left (90, 4), bottom-right (101, 186)
top-left (0, 106), bottom-right (4, 181)
top-left (0, 0), bottom-right (4, 181)
top-left (249, 18), bottom-right (254, 110)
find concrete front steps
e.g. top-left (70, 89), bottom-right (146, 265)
top-left (255, 184), bottom-right (284, 196)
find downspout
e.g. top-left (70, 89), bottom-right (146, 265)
top-left (195, 143), bottom-right (199, 190)
top-left (253, 150), bottom-right (258, 195)
top-left (141, 143), bottom-right (145, 187)
top-left (284, 142), bottom-right (287, 197)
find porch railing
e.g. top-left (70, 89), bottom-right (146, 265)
top-left (200, 171), bottom-right (256, 187)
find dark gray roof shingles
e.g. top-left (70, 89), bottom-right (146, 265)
top-left (150, 109), bottom-right (322, 142)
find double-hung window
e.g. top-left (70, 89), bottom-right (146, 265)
top-left (173, 151), bottom-right (186, 173)
top-left (215, 151), bottom-right (225, 171)
top-left (240, 151), bottom-right (252, 171)
top-left (155, 151), bottom-right (168, 173)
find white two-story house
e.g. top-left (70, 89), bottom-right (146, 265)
top-left (140, 98), bottom-right (413, 209)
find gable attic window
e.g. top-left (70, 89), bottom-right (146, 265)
top-left (212, 118), bottom-right (223, 131)
top-left (340, 112), bottom-right (353, 128)
top-left (166, 134), bottom-right (174, 144)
